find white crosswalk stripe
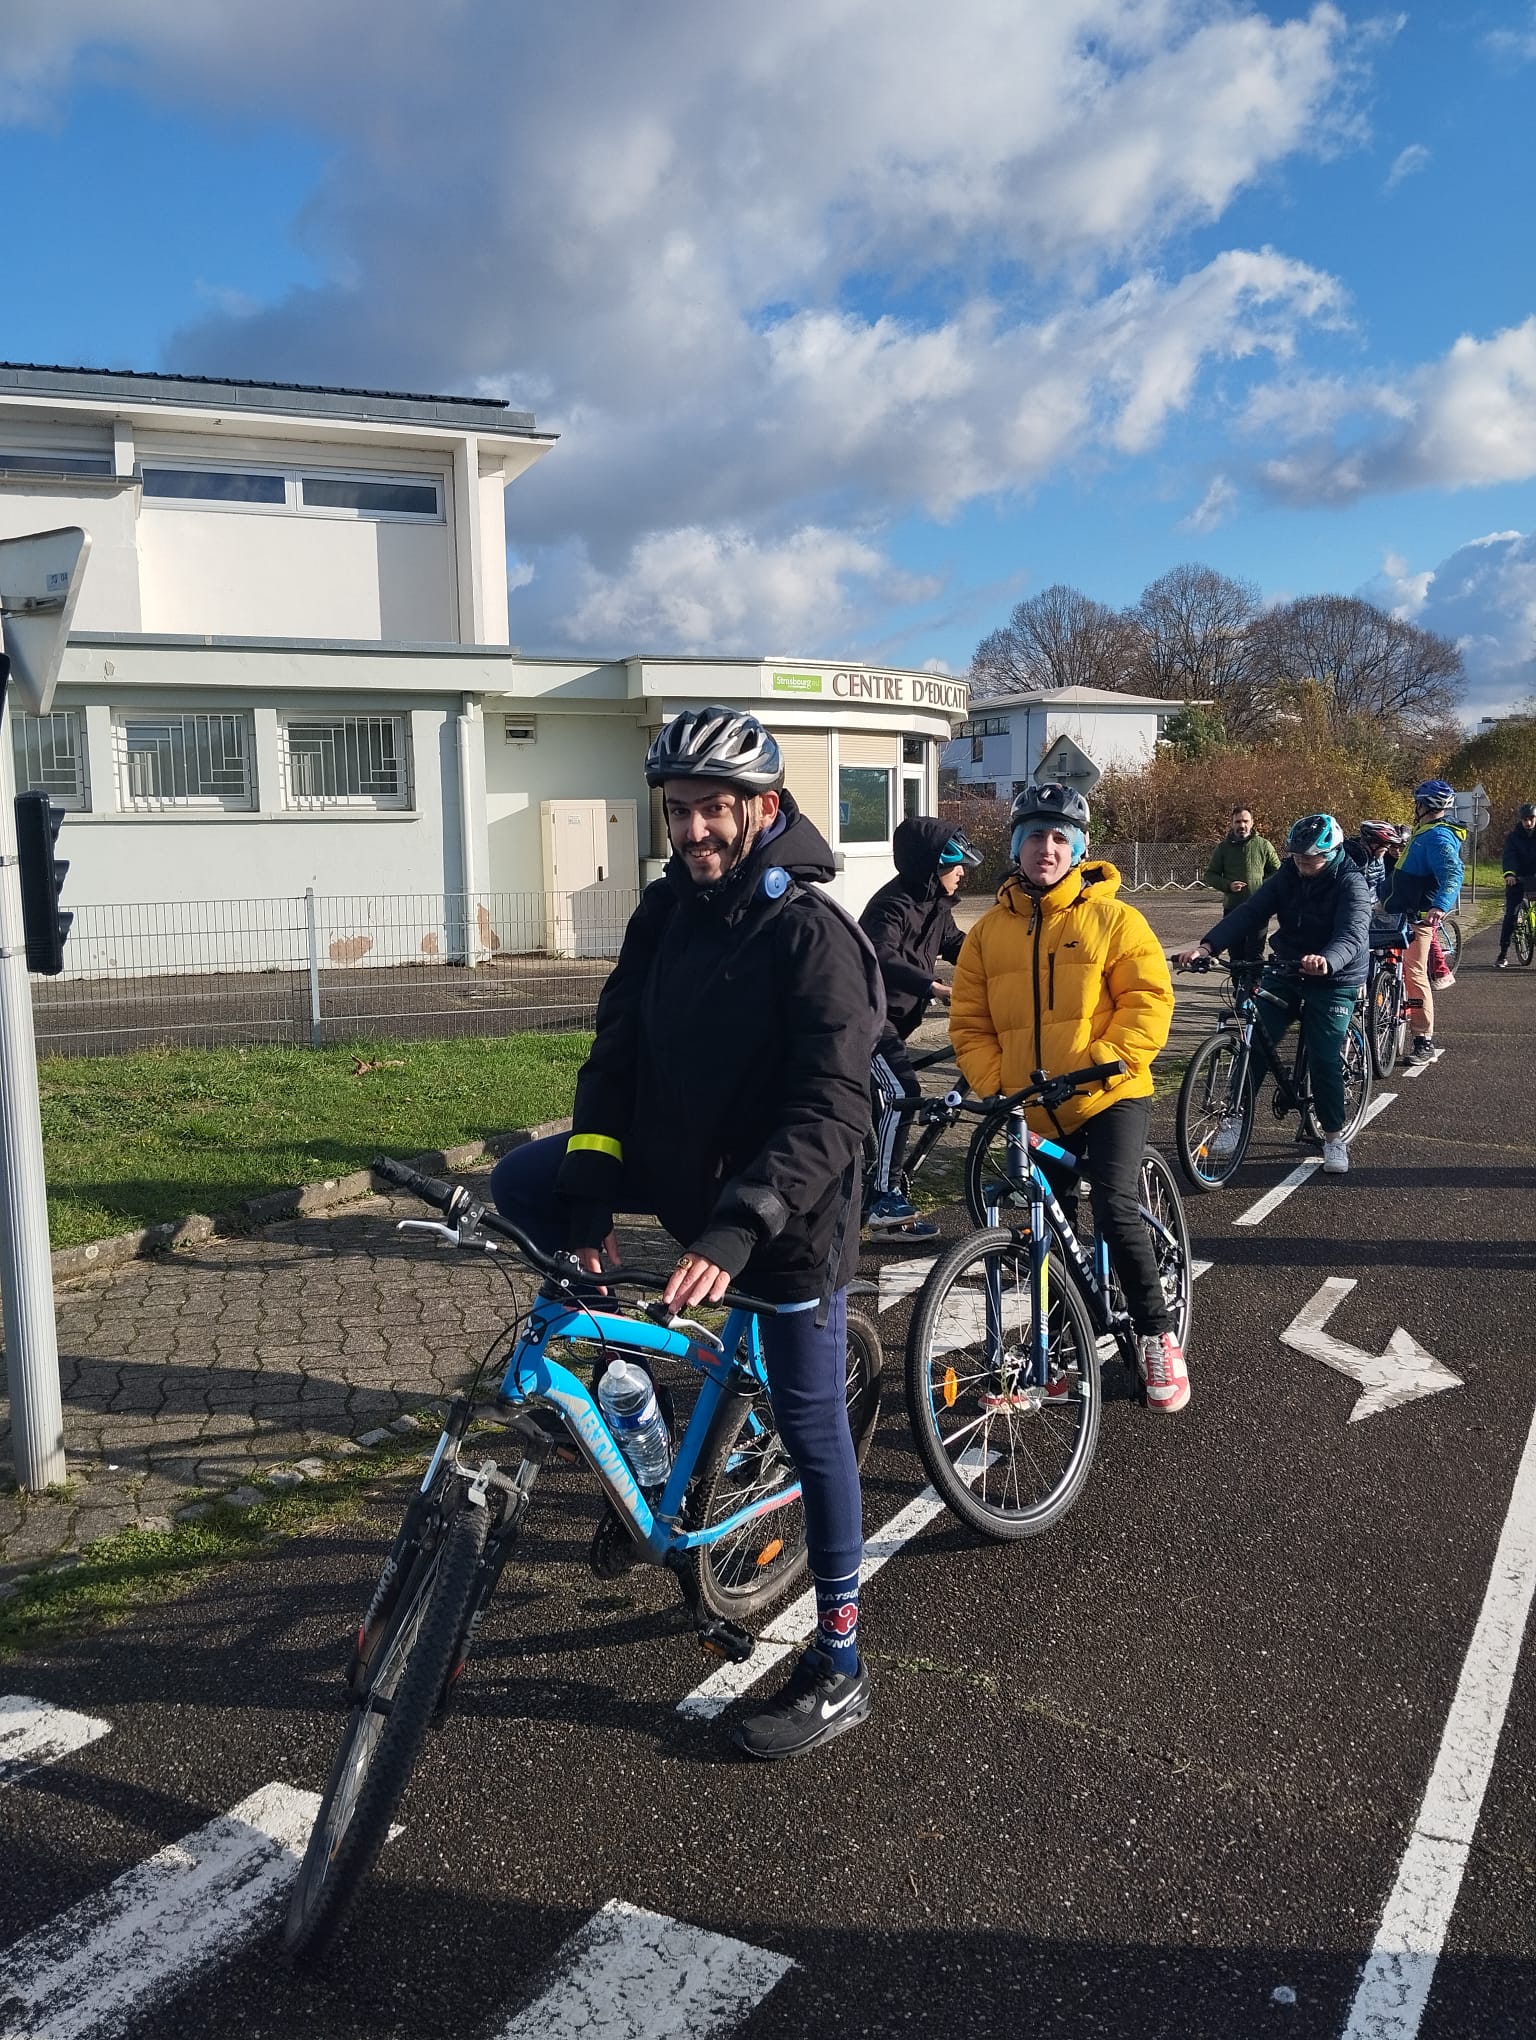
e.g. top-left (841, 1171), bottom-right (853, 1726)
top-left (0, 1696), bottom-right (111, 1788)
top-left (875, 1255), bottom-right (937, 1312)
top-left (493, 1900), bottom-right (792, 2040)
top-left (0, 1782), bottom-right (318, 2040)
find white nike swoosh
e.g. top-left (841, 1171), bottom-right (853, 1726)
top-left (819, 1688), bottom-right (864, 1721)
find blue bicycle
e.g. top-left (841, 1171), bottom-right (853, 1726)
top-left (285, 1156), bottom-right (883, 1960)
top-left (905, 1064), bottom-right (1192, 1540)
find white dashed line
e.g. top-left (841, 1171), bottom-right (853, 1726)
top-left (1233, 1091), bottom-right (1396, 1228)
top-left (0, 1696), bottom-right (110, 1788)
top-left (492, 1900), bottom-right (792, 2040)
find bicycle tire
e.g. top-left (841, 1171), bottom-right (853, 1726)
top-left (1437, 915), bottom-right (1462, 972)
top-left (904, 1227), bottom-right (1100, 1541)
top-left (285, 1497), bottom-right (490, 1963)
top-left (687, 1308), bottom-right (883, 1620)
top-left (344, 1480), bottom-right (441, 1699)
top-left (1517, 904), bottom-right (1535, 968)
top-left (1338, 1016), bottom-right (1374, 1140)
top-left (1369, 966), bottom-right (1403, 1079)
top-left (963, 1106), bottom-right (1027, 1226)
top-left (1175, 1032), bottom-right (1255, 1192)
top-left (1136, 1146), bottom-right (1195, 1356)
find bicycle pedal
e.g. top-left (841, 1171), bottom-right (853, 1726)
top-left (696, 1616), bottom-right (754, 1663)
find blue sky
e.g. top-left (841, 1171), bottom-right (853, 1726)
top-left (3, 2), bottom-right (1535, 716)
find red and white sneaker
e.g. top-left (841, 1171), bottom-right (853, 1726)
top-left (1138, 1333), bottom-right (1190, 1414)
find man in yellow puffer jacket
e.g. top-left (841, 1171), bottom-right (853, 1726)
top-left (949, 781), bottom-right (1188, 1413)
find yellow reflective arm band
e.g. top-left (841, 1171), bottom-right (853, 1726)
top-left (567, 1133), bottom-right (624, 1161)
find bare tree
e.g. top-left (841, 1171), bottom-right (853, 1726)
top-left (971, 583), bottom-right (1136, 698)
top-left (1127, 563), bottom-right (1266, 736)
top-left (1247, 595), bottom-right (1464, 735)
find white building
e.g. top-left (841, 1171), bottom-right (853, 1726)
top-left (0, 364), bottom-right (966, 971)
top-left (944, 685), bottom-right (1173, 799)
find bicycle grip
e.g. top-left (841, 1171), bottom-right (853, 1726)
top-left (373, 1155), bottom-right (461, 1212)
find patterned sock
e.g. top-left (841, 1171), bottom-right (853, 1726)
top-left (813, 1566), bottom-right (861, 1675)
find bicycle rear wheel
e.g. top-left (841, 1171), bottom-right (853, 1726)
top-left (1369, 966), bottom-right (1404, 1079)
top-left (1338, 1016), bottom-right (1374, 1139)
top-left (1438, 915), bottom-right (1463, 971)
top-left (687, 1308), bottom-right (883, 1620)
top-left (905, 1228), bottom-right (1100, 1540)
top-left (963, 1106), bottom-right (1029, 1226)
top-left (1136, 1147), bottom-right (1194, 1355)
top-left (1175, 1032), bottom-right (1255, 1192)
top-left (1517, 905), bottom-right (1535, 967)
top-left (285, 1496), bottom-right (490, 1963)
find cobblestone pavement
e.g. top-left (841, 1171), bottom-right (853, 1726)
top-left (0, 1181), bottom-right (549, 1581)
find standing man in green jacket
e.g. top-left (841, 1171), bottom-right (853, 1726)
top-left (1203, 804), bottom-right (1281, 966)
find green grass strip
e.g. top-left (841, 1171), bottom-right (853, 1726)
top-left (39, 1031), bottom-right (590, 1249)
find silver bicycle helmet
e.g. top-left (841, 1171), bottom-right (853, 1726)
top-left (1008, 781), bottom-right (1091, 833)
top-left (644, 706), bottom-right (785, 792)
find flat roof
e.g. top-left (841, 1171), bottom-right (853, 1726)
top-left (0, 362), bottom-right (539, 437)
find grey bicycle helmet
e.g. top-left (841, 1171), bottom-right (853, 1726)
top-left (644, 705), bottom-right (785, 792)
top-left (1520, 802), bottom-right (1536, 820)
top-left (1008, 781), bottom-right (1091, 833)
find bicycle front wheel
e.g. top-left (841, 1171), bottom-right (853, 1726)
top-left (1369, 967), bottom-right (1404, 1079)
top-left (286, 1497), bottom-right (490, 1963)
top-left (963, 1107), bottom-right (1028, 1227)
top-left (1517, 905), bottom-right (1535, 968)
top-left (1175, 1032), bottom-right (1254, 1191)
top-left (687, 1308), bottom-right (883, 1620)
top-left (905, 1229), bottom-right (1100, 1540)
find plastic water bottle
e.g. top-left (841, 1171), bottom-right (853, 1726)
top-left (597, 1359), bottom-right (672, 1488)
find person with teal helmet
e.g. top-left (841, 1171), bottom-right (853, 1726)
top-left (1180, 812), bottom-right (1373, 1174)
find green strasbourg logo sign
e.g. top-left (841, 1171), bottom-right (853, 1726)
top-left (771, 671), bottom-right (823, 694)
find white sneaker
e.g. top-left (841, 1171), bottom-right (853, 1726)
top-left (1322, 1137), bottom-right (1349, 1174)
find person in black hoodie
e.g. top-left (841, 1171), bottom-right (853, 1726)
top-left (1496, 803), bottom-right (1536, 968)
top-left (490, 705), bottom-right (883, 1760)
top-left (859, 817), bottom-right (980, 1234)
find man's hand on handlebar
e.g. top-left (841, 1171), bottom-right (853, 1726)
top-left (929, 979), bottom-right (952, 1002)
top-left (1176, 943), bottom-right (1215, 970)
top-left (1299, 953), bottom-right (1330, 976)
top-left (664, 1251), bottom-right (731, 1311)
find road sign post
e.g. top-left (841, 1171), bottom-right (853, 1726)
top-left (1453, 784), bottom-right (1492, 904)
top-left (0, 527), bottom-right (90, 1491)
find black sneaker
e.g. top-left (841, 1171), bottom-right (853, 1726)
top-left (1497, 955), bottom-right (1510, 970)
top-left (1410, 1036), bottom-right (1442, 1064)
top-left (731, 1647), bottom-right (872, 1761)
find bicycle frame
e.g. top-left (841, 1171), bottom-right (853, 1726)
top-left (488, 1295), bottom-right (796, 1565)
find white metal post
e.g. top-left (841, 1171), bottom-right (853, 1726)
top-left (0, 690), bottom-right (65, 1490)
top-left (305, 887), bottom-right (322, 1048)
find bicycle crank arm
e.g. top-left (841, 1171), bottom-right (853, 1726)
top-left (665, 1550), bottom-right (755, 1662)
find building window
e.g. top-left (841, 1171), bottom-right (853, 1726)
top-left (281, 715), bottom-right (410, 809)
top-left (503, 718), bottom-right (536, 745)
top-left (970, 735), bottom-right (984, 763)
top-left (139, 462), bottom-right (444, 521)
top-left (12, 711), bottom-right (89, 809)
top-left (115, 712), bottom-right (255, 810)
top-left (300, 475), bottom-right (440, 519)
top-left (0, 451), bottom-right (113, 477)
top-left (838, 765), bottom-right (891, 845)
top-left (142, 467), bottom-right (287, 504)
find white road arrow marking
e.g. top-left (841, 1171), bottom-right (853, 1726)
top-left (0, 1696), bottom-right (110, 1787)
top-left (493, 1900), bottom-right (792, 2040)
top-left (876, 1255), bottom-right (936, 1312)
top-left (1280, 1277), bottom-right (1462, 1422)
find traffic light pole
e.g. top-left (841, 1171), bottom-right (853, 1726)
top-left (0, 680), bottom-right (65, 1490)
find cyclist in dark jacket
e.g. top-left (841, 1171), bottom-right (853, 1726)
top-left (490, 705), bottom-right (882, 1762)
top-left (860, 817), bottom-right (979, 1234)
top-left (1496, 804), bottom-right (1536, 968)
top-left (1180, 813), bottom-right (1372, 1176)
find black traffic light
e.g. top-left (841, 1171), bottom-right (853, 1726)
top-left (14, 791), bottom-right (71, 975)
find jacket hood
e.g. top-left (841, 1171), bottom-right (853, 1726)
top-left (1413, 815), bottom-right (1468, 847)
top-left (998, 858), bottom-right (1124, 916)
top-left (891, 815), bottom-right (957, 890)
top-left (664, 789), bottom-right (835, 908)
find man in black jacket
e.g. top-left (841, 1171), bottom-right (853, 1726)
top-left (1496, 804), bottom-right (1536, 968)
top-left (860, 817), bottom-right (979, 1234)
top-left (1178, 813), bottom-right (1372, 1176)
top-left (490, 705), bottom-right (882, 1760)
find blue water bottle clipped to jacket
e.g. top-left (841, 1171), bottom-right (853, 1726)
top-left (597, 1358), bottom-right (673, 1488)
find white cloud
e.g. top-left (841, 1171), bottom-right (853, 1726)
top-left (1384, 142), bottom-right (1429, 192)
top-left (1182, 474), bottom-right (1238, 530)
top-left (922, 657), bottom-right (953, 676)
top-left (0, 1), bottom-right (1370, 642)
top-left (1484, 8), bottom-right (1536, 64)
top-left (1259, 316), bottom-right (1536, 504)
top-left (1358, 531), bottom-right (1536, 718)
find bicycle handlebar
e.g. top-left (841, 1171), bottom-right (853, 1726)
top-left (371, 1155), bottom-right (780, 1315)
top-left (974, 1060), bottom-right (1126, 1116)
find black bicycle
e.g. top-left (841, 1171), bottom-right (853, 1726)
top-left (1174, 959), bottom-right (1373, 1192)
top-left (1365, 920), bottom-right (1410, 1078)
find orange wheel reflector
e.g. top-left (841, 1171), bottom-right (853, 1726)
top-left (755, 1538), bottom-right (784, 1567)
top-left (943, 1366), bottom-right (958, 1407)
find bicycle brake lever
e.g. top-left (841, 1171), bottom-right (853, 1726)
top-left (395, 1218), bottom-right (499, 1253)
top-left (643, 1300), bottom-right (725, 1351)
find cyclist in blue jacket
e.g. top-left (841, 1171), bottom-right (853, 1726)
top-left (1384, 780), bottom-right (1465, 1062)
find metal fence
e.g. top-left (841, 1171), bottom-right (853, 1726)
top-left (32, 888), bottom-right (640, 1057)
top-left (1093, 841), bottom-right (1213, 890)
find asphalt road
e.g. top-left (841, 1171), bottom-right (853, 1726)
top-left (4, 920), bottom-right (1534, 2040)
